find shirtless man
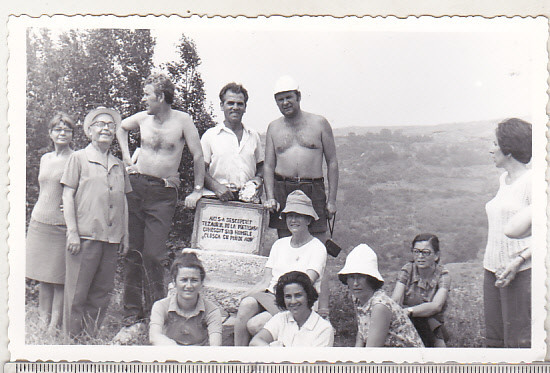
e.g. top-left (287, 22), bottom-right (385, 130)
top-left (116, 73), bottom-right (205, 328)
top-left (264, 75), bottom-right (338, 318)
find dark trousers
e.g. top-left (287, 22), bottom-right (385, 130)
top-left (123, 174), bottom-right (177, 321)
top-left (64, 239), bottom-right (118, 338)
top-left (484, 268), bottom-right (531, 348)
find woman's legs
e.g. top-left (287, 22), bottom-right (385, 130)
top-left (47, 284), bottom-right (64, 332)
top-left (38, 282), bottom-right (54, 324)
top-left (234, 296), bottom-right (261, 346)
top-left (247, 311), bottom-right (272, 337)
top-left (483, 269), bottom-right (504, 347)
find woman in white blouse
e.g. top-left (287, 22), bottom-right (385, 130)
top-left (484, 118), bottom-right (532, 348)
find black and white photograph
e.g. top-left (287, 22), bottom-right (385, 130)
top-left (6, 15), bottom-right (548, 362)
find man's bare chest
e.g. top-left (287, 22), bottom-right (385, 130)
top-left (141, 125), bottom-right (183, 153)
top-left (274, 127), bottom-right (322, 154)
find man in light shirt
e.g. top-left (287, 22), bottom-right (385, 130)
top-left (201, 82), bottom-right (264, 202)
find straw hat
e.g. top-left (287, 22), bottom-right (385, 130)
top-left (83, 107), bottom-right (122, 139)
top-left (273, 75), bottom-right (299, 95)
top-left (337, 244), bottom-right (384, 284)
top-left (281, 190), bottom-right (319, 220)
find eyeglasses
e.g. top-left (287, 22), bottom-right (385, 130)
top-left (51, 127), bottom-right (73, 134)
top-left (92, 121), bottom-right (116, 129)
top-left (412, 249), bottom-right (434, 257)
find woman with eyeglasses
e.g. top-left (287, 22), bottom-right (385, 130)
top-left (26, 112), bottom-right (75, 333)
top-left (61, 107), bottom-right (132, 340)
top-left (391, 234), bottom-right (450, 347)
top-left (483, 118), bottom-right (532, 348)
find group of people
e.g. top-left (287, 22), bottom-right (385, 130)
top-left (26, 71), bottom-right (532, 348)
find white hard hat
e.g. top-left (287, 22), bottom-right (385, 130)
top-left (273, 75), bottom-right (299, 95)
top-left (337, 244), bottom-right (384, 284)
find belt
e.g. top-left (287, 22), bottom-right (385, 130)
top-left (274, 173), bottom-right (324, 183)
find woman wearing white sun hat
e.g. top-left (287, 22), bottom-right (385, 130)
top-left (338, 244), bottom-right (423, 347)
top-left (234, 190), bottom-right (327, 346)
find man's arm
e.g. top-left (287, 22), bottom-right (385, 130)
top-left (263, 124), bottom-right (278, 212)
top-left (181, 115), bottom-right (205, 209)
top-left (321, 118), bottom-right (338, 218)
top-left (204, 163), bottom-right (233, 202)
top-left (116, 113), bottom-right (142, 167)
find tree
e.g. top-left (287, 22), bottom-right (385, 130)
top-left (26, 28), bottom-right (155, 220)
top-left (161, 34), bottom-right (216, 242)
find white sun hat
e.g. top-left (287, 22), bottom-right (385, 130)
top-left (337, 244), bottom-right (384, 284)
top-left (273, 75), bottom-right (299, 95)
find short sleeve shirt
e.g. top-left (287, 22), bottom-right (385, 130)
top-left (60, 144), bottom-right (131, 243)
top-left (149, 293), bottom-right (222, 346)
top-left (201, 123), bottom-right (264, 189)
top-left (263, 310), bottom-right (334, 347)
top-left (265, 237), bottom-right (327, 293)
top-left (356, 290), bottom-right (424, 347)
top-left (397, 262), bottom-right (451, 320)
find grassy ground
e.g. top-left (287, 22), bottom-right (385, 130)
top-left (25, 253), bottom-right (485, 347)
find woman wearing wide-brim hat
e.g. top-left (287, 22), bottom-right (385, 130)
top-left (338, 244), bottom-right (424, 347)
top-left (61, 106), bottom-right (131, 340)
top-left (234, 190), bottom-right (328, 346)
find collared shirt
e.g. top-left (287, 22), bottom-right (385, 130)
top-left (201, 122), bottom-right (264, 189)
top-left (356, 290), bottom-right (424, 347)
top-left (397, 262), bottom-right (451, 321)
top-left (263, 310), bottom-right (334, 347)
top-left (484, 170), bottom-right (532, 273)
top-left (149, 292), bottom-right (222, 346)
top-left (61, 144), bottom-right (131, 244)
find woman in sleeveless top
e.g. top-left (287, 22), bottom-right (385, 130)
top-left (483, 118), bottom-right (532, 348)
top-left (26, 112), bottom-right (75, 333)
top-left (338, 244), bottom-right (423, 347)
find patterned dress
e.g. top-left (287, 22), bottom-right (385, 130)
top-left (356, 289), bottom-right (424, 347)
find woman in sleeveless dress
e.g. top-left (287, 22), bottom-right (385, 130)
top-left (26, 112), bottom-right (75, 333)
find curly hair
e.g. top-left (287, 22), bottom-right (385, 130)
top-left (170, 251), bottom-right (205, 282)
top-left (219, 82), bottom-right (249, 104)
top-left (496, 118), bottom-right (532, 164)
top-left (275, 271), bottom-right (318, 310)
top-left (145, 73), bottom-right (176, 105)
top-left (48, 111), bottom-right (75, 131)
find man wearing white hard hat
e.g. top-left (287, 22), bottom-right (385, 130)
top-left (338, 244), bottom-right (424, 347)
top-left (61, 107), bottom-right (132, 339)
top-left (116, 73), bottom-right (205, 330)
top-left (263, 75), bottom-right (339, 317)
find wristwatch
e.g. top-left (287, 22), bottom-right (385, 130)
top-left (194, 185), bottom-right (203, 192)
top-left (407, 307), bottom-right (414, 317)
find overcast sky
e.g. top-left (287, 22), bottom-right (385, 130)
top-left (150, 17), bottom-right (547, 133)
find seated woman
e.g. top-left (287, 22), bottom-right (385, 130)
top-left (338, 244), bottom-right (424, 347)
top-left (250, 271), bottom-right (334, 347)
top-left (391, 234), bottom-right (451, 347)
top-left (149, 251), bottom-right (222, 346)
top-left (234, 190), bottom-right (327, 346)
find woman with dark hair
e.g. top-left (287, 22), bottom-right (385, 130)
top-left (338, 244), bottom-right (423, 347)
top-left (26, 112), bottom-right (75, 333)
top-left (483, 118), bottom-right (532, 348)
top-left (234, 190), bottom-right (327, 346)
top-left (250, 271), bottom-right (334, 347)
top-left (391, 234), bottom-right (451, 347)
top-left (149, 251), bottom-right (222, 346)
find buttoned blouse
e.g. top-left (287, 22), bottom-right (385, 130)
top-left (263, 310), bottom-right (334, 347)
top-left (149, 293), bottom-right (222, 346)
top-left (61, 144), bottom-right (131, 244)
top-left (397, 262), bottom-right (451, 321)
top-left (201, 123), bottom-right (264, 189)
